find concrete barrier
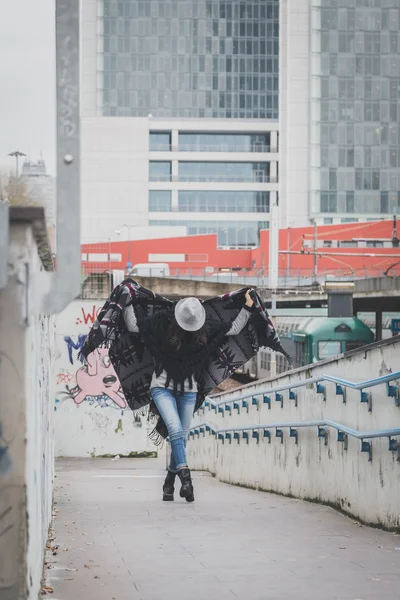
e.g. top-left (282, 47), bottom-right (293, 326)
top-left (0, 209), bottom-right (55, 600)
top-left (188, 337), bottom-right (400, 530)
top-left (131, 275), bottom-right (240, 297)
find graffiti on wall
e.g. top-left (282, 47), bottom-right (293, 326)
top-left (56, 304), bottom-right (128, 411)
top-left (0, 423), bottom-right (12, 475)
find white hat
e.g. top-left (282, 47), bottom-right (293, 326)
top-left (174, 297), bottom-right (206, 332)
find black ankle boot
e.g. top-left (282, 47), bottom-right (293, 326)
top-left (177, 468), bottom-right (194, 503)
top-left (162, 470), bottom-right (176, 501)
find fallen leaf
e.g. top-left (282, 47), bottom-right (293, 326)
top-left (339, 547), bottom-right (346, 550)
top-left (94, 576), bottom-right (100, 579)
top-left (84, 564), bottom-right (90, 569)
top-left (64, 578), bottom-right (74, 581)
top-left (41, 586), bottom-right (54, 594)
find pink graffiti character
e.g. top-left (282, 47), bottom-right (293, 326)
top-left (68, 348), bottom-right (127, 408)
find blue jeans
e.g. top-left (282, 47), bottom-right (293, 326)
top-left (151, 388), bottom-right (197, 473)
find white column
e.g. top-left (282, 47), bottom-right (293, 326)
top-left (270, 130), bottom-right (278, 153)
top-left (172, 160), bottom-right (178, 183)
top-left (171, 129), bottom-right (179, 152)
top-left (270, 161), bottom-right (278, 183)
top-left (171, 190), bottom-right (179, 212)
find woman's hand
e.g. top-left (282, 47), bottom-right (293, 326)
top-left (245, 289), bottom-right (254, 308)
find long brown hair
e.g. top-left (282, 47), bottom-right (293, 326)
top-left (168, 319), bottom-right (208, 351)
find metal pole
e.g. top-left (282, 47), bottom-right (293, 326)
top-left (42, 0), bottom-right (81, 313)
top-left (269, 200), bottom-right (279, 378)
top-left (128, 227), bottom-right (132, 266)
top-left (313, 220), bottom-right (318, 284)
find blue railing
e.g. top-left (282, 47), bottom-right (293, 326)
top-left (203, 371), bottom-right (400, 410)
top-left (189, 420), bottom-right (400, 462)
top-left (189, 371), bottom-right (400, 461)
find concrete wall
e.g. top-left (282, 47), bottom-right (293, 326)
top-left (81, 117), bottom-right (150, 242)
top-left (54, 300), bottom-right (153, 457)
top-left (189, 337), bottom-right (400, 529)
top-left (0, 216), bottom-right (55, 600)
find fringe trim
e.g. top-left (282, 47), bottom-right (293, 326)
top-left (133, 406), bottom-right (166, 447)
top-left (148, 426), bottom-right (165, 448)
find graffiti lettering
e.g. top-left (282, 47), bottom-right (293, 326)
top-left (64, 334), bottom-right (87, 365)
top-left (56, 369), bottom-right (75, 385)
top-left (75, 305), bottom-right (102, 326)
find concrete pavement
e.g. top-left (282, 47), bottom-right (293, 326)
top-left (46, 458), bottom-right (400, 600)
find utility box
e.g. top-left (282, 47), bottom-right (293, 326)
top-left (325, 281), bottom-right (355, 318)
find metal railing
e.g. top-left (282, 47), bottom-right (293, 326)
top-left (149, 175), bottom-right (278, 183)
top-left (189, 420), bottom-right (400, 461)
top-left (165, 265), bottom-right (400, 284)
top-left (150, 144), bottom-right (276, 153)
top-left (206, 371), bottom-right (400, 409)
top-left (178, 144), bottom-right (274, 153)
top-left (189, 371), bottom-right (400, 460)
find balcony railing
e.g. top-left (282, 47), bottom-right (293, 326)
top-left (150, 144), bottom-right (278, 153)
top-left (149, 174), bottom-right (278, 183)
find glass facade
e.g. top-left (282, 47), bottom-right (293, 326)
top-left (149, 190), bottom-right (172, 211)
top-left (149, 161), bottom-right (171, 180)
top-left (178, 191), bottom-right (270, 212)
top-left (149, 220), bottom-right (268, 246)
top-left (179, 161), bottom-right (270, 181)
top-left (102, 0), bottom-right (279, 118)
top-left (150, 132), bottom-right (171, 151)
top-left (313, 1), bottom-right (400, 216)
top-left (179, 132), bottom-right (271, 152)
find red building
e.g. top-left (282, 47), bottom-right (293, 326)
top-left (81, 219), bottom-right (400, 281)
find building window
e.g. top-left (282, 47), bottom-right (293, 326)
top-left (178, 133), bottom-right (271, 153)
top-left (178, 191), bottom-right (270, 213)
top-left (380, 191), bottom-right (389, 213)
top-left (150, 132), bottom-right (171, 151)
top-left (149, 220), bottom-right (269, 247)
top-left (315, 3), bottom-right (400, 219)
top-left (102, 0), bottom-right (279, 119)
top-left (320, 192), bottom-right (337, 213)
top-left (340, 241), bottom-right (357, 248)
top-left (179, 162), bottom-right (271, 182)
top-left (149, 161), bottom-right (171, 181)
top-left (366, 241), bottom-right (384, 248)
top-left (346, 191), bottom-right (354, 213)
top-left (149, 191), bottom-right (172, 212)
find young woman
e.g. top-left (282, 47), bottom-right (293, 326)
top-left (122, 289), bottom-right (255, 503)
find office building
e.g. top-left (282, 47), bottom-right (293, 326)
top-left (21, 159), bottom-right (56, 227)
top-left (81, 0), bottom-right (279, 245)
top-left (281, 0), bottom-right (400, 226)
top-left (81, 0), bottom-right (400, 245)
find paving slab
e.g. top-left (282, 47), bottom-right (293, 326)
top-left (47, 458), bottom-right (400, 600)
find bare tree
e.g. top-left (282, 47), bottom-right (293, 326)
top-left (0, 172), bottom-right (38, 206)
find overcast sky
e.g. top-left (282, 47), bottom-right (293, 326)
top-left (0, 0), bottom-right (56, 174)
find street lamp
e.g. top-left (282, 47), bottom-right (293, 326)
top-left (8, 150), bottom-right (26, 177)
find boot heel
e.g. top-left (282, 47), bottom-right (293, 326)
top-left (177, 468), bottom-right (195, 503)
top-left (162, 470), bottom-right (176, 502)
